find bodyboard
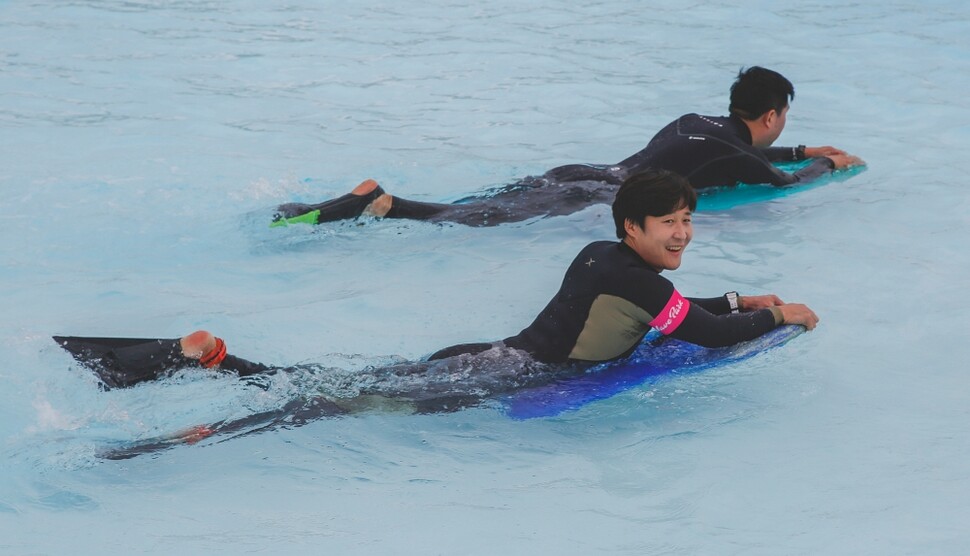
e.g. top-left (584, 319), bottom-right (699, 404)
top-left (697, 161), bottom-right (864, 211)
top-left (501, 325), bottom-right (805, 419)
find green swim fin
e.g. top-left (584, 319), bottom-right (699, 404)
top-left (270, 209), bottom-right (320, 228)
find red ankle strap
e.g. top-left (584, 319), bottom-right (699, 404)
top-left (199, 337), bottom-right (227, 368)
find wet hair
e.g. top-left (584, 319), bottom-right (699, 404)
top-left (612, 169), bottom-right (697, 239)
top-left (729, 66), bottom-right (794, 120)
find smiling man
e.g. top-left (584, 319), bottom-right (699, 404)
top-left (498, 168), bottom-right (819, 364)
top-left (67, 170), bottom-right (818, 395)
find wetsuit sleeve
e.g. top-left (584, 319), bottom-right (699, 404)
top-left (686, 296), bottom-right (731, 315)
top-left (781, 157), bottom-right (836, 185)
top-left (762, 146), bottom-right (804, 162)
top-left (734, 155), bottom-right (835, 187)
top-left (669, 302), bottom-right (780, 348)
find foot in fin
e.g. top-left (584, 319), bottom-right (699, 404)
top-left (270, 179), bottom-right (388, 227)
top-left (271, 208), bottom-right (321, 227)
top-left (179, 331), bottom-right (228, 368)
top-left (179, 330), bottom-right (216, 359)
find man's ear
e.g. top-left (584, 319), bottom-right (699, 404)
top-left (624, 217), bottom-right (640, 236)
top-left (761, 109), bottom-right (777, 129)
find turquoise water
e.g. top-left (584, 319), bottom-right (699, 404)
top-left (2, 1), bottom-right (969, 554)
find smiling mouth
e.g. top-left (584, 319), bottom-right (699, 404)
top-left (666, 246), bottom-right (684, 252)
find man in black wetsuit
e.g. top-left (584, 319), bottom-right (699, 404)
top-left (273, 66), bottom-right (863, 228)
top-left (88, 170), bottom-right (818, 411)
top-left (618, 66), bottom-right (863, 189)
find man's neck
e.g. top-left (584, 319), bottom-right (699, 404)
top-left (620, 238), bottom-right (663, 273)
top-left (740, 117), bottom-right (766, 148)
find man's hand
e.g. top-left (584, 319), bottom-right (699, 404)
top-left (778, 303), bottom-right (820, 331)
top-left (825, 153), bottom-right (866, 169)
top-left (804, 146), bottom-right (845, 158)
top-left (739, 294), bottom-right (784, 311)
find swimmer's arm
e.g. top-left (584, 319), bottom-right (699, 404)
top-left (689, 293), bottom-right (789, 315)
top-left (669, 302), bottom-right (780, 348)
top-left (765, 157), bottom-right (837, 186)
top-left (762, 145), bottom-right (846, 162)
top-left (686, 295), bottom-right (732, 315)
top-left (765, 145), bottom-right (865, 170)
top-left (718, 149), bottom-right (832, 187)
top-left (762, 146), bottom-right (806, 162)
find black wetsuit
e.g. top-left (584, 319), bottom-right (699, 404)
top-left (383, 166), bottom-right (624, 227)
top-left (75, 242), bottom-right (780, 403)
top-left (275, 164), bottom-right (626, 228)
top-left (618, 113), bottom-right (835, 189)
top-left (501, 241), bottom-right (781, 362)
top-left (277, 113), bottom-right (836, 227)
top-left (400, 240), bottom-right (782, 368)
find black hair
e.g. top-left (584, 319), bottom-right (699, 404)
top-left (612, 169), bottom-right (697, 239)
top-left (728, 66), bottom-right (794, 120)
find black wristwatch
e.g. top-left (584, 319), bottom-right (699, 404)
top-left (795, 144), bottom-right (806, 160)
top-left (726, 291), bottom-right (740, 314)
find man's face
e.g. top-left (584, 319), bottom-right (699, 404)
top-left (760, 104), bottom-right (789, 147)
top-left (623, 205), bottom-right (693, 272)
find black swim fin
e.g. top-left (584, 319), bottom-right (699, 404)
top-left (52, 335), bottom-right (271, 389)
top-left (53, 335), bottom-right (187, 389)
top-left (271, 186), bottom-right (386, 227)
top-left (53, 335), bottom-right (170, 361)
